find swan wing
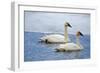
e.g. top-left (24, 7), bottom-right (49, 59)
top-left (40, 34), bottom-right (71, 43)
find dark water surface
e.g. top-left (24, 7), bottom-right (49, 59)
top-left (24, 32), bottom-right (90, 62)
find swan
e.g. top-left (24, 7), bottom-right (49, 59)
top-left (40, 22), bottom-right (72, 43)
top-left (55, 31), bottom-right (84, 52)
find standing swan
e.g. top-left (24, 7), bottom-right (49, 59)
top-left (40, 22), bottom-right (72, 43)
top-left (55, 31), bottom-right (84, 52)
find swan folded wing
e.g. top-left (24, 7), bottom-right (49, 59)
top-left (40, 34), bottom-right (71, 43)
top-left (46, 35), bottom-right (65, 43)
top-left (57, 43), bottom-right (83, 51)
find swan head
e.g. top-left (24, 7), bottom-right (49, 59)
top-left (65, 22), bottom-right (72, 28)
top-left (76, 31), bottom-right (84, 37)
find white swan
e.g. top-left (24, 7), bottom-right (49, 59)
top-left (55, 31), bottom-right (84, 52)
top-left (40, 22), bottom-right (72, 43)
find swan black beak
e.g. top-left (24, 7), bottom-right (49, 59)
top-left (67, 23), bottom-right (72, 28)
top-left (79, 31), bottom-right (84, 36)
top-left (65, 22), bottom-right (72, 28)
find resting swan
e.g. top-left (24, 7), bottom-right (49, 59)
top-left (40, 22), bottom-right (72, 43)
top-left (55, 31), bottom-right (84, 52)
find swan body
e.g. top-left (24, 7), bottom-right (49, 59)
top-left (40, 34), bottom-right (71, 43)
top-left (40, 22), bottom-right (72, 43)
top-left (56, 43), bottom-right (83, 52)
top-left (55, 31), bottom-right (84, 52)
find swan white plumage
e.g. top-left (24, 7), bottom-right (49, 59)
top-left (40, 22), bottom-right (72, 43)
top-left (55, 31), bottom-right (84, 52)
top-left (40, 34), bottom-right (70, 43)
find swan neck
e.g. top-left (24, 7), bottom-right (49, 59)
top-left (64, 26), bottom-right (68, 43)
top-left (76, 36), bottom-right (80, 46)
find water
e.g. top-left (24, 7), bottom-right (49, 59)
top-left (24, 32), bottom-right (90, 62)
